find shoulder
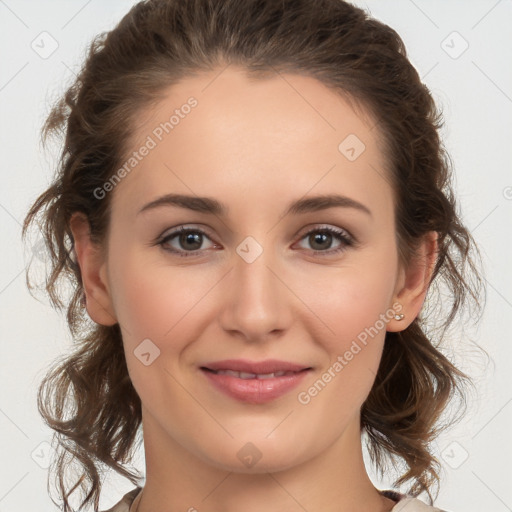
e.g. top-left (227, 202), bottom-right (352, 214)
top-left (381, 490), bottom-right (451, 511)
top-left (392, 497), bottom-right (450, 511)
top-left (100, 487), bottom-right (142, 512)
top-left (104, 487), bottom-right (451, 512)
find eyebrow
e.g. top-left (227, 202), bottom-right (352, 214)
top-left (137, 193), bottom-right (372, 218)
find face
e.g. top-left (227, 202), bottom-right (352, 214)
top-left (98, 66), bottom-right (405, 473)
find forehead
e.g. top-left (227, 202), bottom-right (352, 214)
top-left (110, 65), bottom-right (392, 220)
top-left (132, 65), bottom-right (379, 146)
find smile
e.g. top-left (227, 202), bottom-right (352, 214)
top-left (205, 369), bottom-right (300, 379)
top-left (200, 365), bottom-right (311, 404)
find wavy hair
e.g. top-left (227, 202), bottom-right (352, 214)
top-left (22, 0), bottom-right (486, 510)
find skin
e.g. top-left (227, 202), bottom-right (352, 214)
top-left (70, 65), bottom-right (438, 512)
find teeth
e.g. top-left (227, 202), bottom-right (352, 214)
top-left (213, 370), bottom-right (292, 379)
top-left (258, 372), bottom-right (280, 379)
top-left (239, 371), bottom-right (257, 379)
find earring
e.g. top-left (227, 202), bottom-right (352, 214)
top-left (394, 313), bottom-right (404, 321)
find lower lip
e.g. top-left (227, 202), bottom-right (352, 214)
top-left (201, 368), bottom-right (311, 404)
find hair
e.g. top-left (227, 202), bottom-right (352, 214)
top-left (22, 0), bottom-right (486, 510)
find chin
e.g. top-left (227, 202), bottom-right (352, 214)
top-left (195, 435), bottom-right (311, 475)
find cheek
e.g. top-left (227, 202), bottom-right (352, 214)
top-left (299, 262), bottom-right (396, 348)
top-left (108, 252), bottom-right (218, 407)
top-left (291, 248), bottom-right (398, 401)
top-left (108, 247), bottom-right (219, 354)
top-left (292, 271), bottom-right (393, 427)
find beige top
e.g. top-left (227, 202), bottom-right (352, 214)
top-left (101, 487), bottom-right (448, 511)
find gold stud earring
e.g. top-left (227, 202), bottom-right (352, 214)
top-left (394, 313), bottom-right (404, 321)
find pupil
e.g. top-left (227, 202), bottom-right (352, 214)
top-left (181, 232), bottom-right (201, 250)
top-left (311, 232), bottom-right (331, 250)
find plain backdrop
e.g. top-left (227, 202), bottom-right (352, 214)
top-left (1, 1), bottom-right (511, 511)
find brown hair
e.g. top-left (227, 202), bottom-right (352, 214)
top-left (22, 0), bottom-right (486, 510)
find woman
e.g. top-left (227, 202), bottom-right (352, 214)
top-left (22, 0), bottom-right (485, 511)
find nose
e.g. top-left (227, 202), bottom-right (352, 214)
top-left (218, 242), bottom-right (293, 343)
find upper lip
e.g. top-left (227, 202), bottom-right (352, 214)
top-left (201, 359), bottom-right (312, 374)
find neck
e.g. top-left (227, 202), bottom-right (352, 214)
top-left (135, 407), bottom-right (396, 512)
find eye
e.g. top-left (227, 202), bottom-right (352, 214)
top-left (154, 224), bottom-right (355, 258)
top-left (157, 226), bottom-right (217, 257)
top-left (295, 225), bottom-right (355, 255)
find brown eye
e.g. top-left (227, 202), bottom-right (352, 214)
top-left (296, 226), bottom-right (354, 255)
top-left (158, 227), bottom-right (216, 257)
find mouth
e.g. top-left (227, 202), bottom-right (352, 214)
top-left (201, 368), bottom-right (310, 379)
top-left (199, 359), bottom-right (312, 404)
top-left (201, 358), bottom-right (312, 374)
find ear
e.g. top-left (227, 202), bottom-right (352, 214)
top-left (387, 231), bottom-right (438, 332)
top-left (69, 212), bottom-right (117, 326)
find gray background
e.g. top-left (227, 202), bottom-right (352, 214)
top-left (0, 0), bottom-right (511, 510)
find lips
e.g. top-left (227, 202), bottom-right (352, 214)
top-left (202, 358), bottom-right (311, 374)
top-left (200, 359), bottom-right (312, 404)
top-left (205, 369), bottom-right (299, 379)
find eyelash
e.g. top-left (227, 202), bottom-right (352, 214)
top-left (155, 225), bottom-right (356, 258)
